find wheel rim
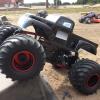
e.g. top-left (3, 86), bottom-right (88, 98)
top-left (12, 50), bottom-right (35, 72)
top-left (87, 74), bottom-right (99, 88)
top-left (88, 20), bottom-right (91, 23)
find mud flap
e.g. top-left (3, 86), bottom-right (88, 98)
top-left (75, 40), bottom-right (97, 55)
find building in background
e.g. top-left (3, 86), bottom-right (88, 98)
top-left (0, 0), bottom-right (23, 7)
top-left (0, 0), bottom-right (15, 4)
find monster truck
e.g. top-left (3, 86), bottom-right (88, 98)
top-left (0, 13), bottom-right (99, 95)
top-left (79, 12), bottom-right (100, 24)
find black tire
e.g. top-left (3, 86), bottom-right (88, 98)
top-left (96, 14), bottom-right (100, 19)
top-left (0, 25), bottom-right (18, 45)
top-left (79, 18), bottom-right (84, 23)
top-left (69, 59), bottom-right (100, 95)
top-left (84, 18), bottom-right (91, 24)
top-left (0, 34), bottom-right (46, 81)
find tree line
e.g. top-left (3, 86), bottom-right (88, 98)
top-left (76, 0), bottom-right (100, 4)
top-left (53, 0), bottom-right (100, 5)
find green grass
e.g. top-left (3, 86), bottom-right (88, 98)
top-left (47, 7), bottom-right (100, 13)
top-left (0, 6), bottom-right (99, 16)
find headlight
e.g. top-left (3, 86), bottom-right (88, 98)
top-left (63, 22), bottom-right (72, 29)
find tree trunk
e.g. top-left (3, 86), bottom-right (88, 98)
top-left (46, 0), bottom-right (49, 8)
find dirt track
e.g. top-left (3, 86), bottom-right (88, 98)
top-left (0, 13), bottom-right (100, 100)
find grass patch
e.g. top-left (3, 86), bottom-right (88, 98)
top-left (0, 6), bottom-right (99, 16)
top-left (47, 7), bottom-right (100, 13)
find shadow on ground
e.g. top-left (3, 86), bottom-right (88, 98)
top-left (54, 68), bottom-right (100, 100)
top-left (0, 76), bottom-right (58, 100)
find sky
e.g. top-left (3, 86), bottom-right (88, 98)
top-left (24, 0), bottom-right (77, 4)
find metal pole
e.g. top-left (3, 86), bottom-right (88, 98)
top-left (56, 0), bottom-right (57, 8)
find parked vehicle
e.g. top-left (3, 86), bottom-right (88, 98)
top-left (79, 12), bottom-right (100, 24)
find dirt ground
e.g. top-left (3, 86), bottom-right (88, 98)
top-left (0, 12), bottom-right (100, 100)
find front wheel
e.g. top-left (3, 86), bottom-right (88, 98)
top-left (0, 34), bottom-right (46, 81)
top-left (68, 59), bottom-right (100, 94)
top-left (79, 18), bottom-right (84, 23)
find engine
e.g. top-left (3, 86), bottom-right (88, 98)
top-left (52, 50), bottom-right (78, 67)
top-left (39, 37), bottom-right (78, 68)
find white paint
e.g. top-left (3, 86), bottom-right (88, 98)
top-left (18, 13), bottom-right (32, 28)
top-left (63, 22), bottom-right (72, 28)
top-left (56, 31), bottom-right (68, 40)
top-left (46, 14), bottom-right (61, 23)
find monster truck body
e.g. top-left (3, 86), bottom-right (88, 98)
top-left (0, 13), bottom-right (99, 95)
top-left (18, 13), bottom-right (97, 55)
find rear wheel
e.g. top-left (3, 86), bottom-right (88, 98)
top-left (0, 34), bottom-right (46, 80)
top-left (0, 25), bottom-right (18, 45)
top-left (96, 14), bottom-right (100, 19)
top-left (69, 59), bottom-right (100, 94)
top-left (85, 18), bottom-right (91, 24)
